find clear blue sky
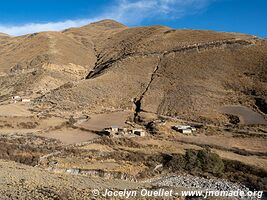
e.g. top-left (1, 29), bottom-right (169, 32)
top-left (0, 0), bottom-right (266, 37)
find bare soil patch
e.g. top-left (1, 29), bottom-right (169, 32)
top-left (37, 127), bottom-right (99, 145)
top-left (79, 111), bottom-right (132, 131)
top-left (219, 105), bottom-right (267, 125)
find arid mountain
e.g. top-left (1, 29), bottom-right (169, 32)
top-left (1, 20), bottom-right (267, 197)
top-left (0, 20), bottom-right (267, 123)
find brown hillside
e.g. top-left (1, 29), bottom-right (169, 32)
top-left (0, 20), bottom-right (266, 123)
top-left (39, 24), bottom-right (267, 123)
top-left (0, 31), bottom-right (95, 97)
top-left (0, 20), bottom-right (128, 98)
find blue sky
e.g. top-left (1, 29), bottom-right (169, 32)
top-left (0, 0), bottom-right (266, 37)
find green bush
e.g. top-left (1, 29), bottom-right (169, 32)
top-left (165, 154), bottom-right (186, 171)
top-left (196, 149), bottom-right (224, 174)
top-left (164, 149), bottom-right (224, 175)
top-left (162, 149), bottom-right (266, 190)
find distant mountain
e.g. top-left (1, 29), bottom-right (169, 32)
top-left (0, 20), bottom-right (266, 123)
top-left (0, 33), bottom-right (10, 45)
top-left (0, 32), bottom-right (10, 38)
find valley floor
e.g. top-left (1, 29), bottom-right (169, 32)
top-left (0, 101), bottom-right (266, 200)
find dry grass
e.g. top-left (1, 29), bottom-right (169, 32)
top-left (177, 134), bottom-right (267, 153)
top-left (214, 149), bottom-right (267, 170)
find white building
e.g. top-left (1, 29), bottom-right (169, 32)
top-left (11, 96), bottom-right (22, 103)
top-left (132, 129), bottom-right (146, 136)
top-left (22, 99), bottom-right (31, 103)
top-left (172, 125), bottom-right (196, 134)
top-left (102, 127), bottom-right (146, 137)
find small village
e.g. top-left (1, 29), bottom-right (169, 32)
top-left (100, 126), bottom-right (146, 137)
top-left (99, 122), bottom-right (197, 138)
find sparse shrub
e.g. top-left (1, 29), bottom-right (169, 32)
top-left (145, 122), bottom-right (159, 134)
top-left (225, 114), bottom-right (240, 125)
top-left (197, 149), bottom-right (224, 174)
top-left (165, 153), bottom-right (186, 171)
top-left (184, 149), bottom-right (202, 172)
top-left (223, 159), bottom-right (267, 190)
top-left (18, 121), bottom-right (39, 129)
top-left (163, 149), bottom-right (224, 175)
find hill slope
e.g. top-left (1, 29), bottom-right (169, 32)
top-left (0, 20), bottom-right (266, 123)
top-left (40, 24), bottom-right (267, 123)
top-left (0, 20), bottom-right (125, 98)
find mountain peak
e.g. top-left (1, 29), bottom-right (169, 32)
top-left (88, 19), bottom-right (127, 29)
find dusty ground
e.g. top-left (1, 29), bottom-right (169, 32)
top-left (0, 95), bottom-right (266, 199)
top-left (78, 111), bottom-right (133, 131)
top-left (0, 159), bottom-right (144, 200)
